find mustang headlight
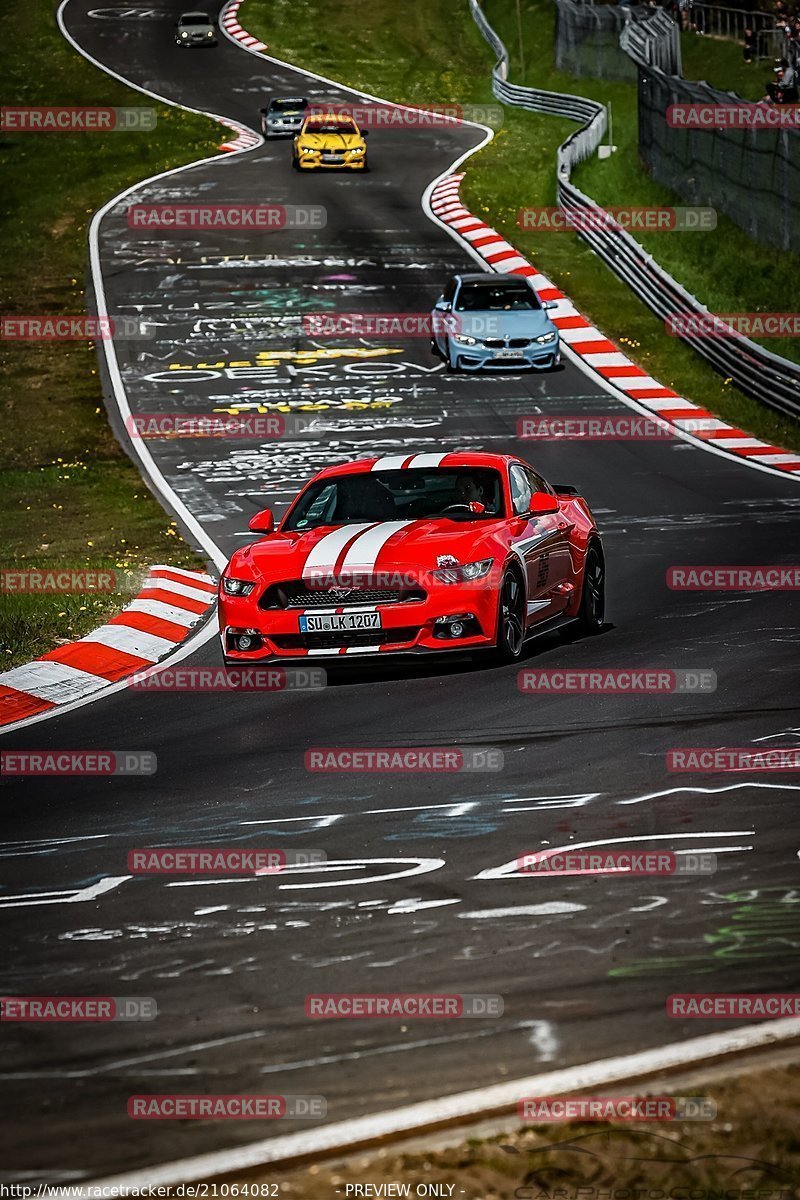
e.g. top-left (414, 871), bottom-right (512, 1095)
top-left (453, 334), bottom-right (478, 346)
top-left (222, 576), bottom-right (255, 597)
top-left (535, 331), bottom-right (557, 344)
top-left (431, 558), bottom-right (494, 584)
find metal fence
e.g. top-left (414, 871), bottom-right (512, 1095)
top-left (684, 3), bottom-right (773, 40)
top-left (639, 66), bottom-right (800, 253)
top-left (468, 0), bottom-right (800, 420)
top-left (555, 0), bottom-right (654, 81)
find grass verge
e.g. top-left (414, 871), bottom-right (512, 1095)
top-left (225, 1060), bottom-right (800, 1195)
top-left (243, 0), bottom-right (800, 453)
top-left (0, 0), bottom-right (221, 667)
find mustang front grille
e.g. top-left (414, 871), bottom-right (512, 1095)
top-left (260, 582), bottom-right (426, 609)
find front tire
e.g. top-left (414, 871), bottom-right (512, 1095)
top-left (491, 568), bottom-right (526, 663)
top-left (576, 542), bottom-right (605, 634)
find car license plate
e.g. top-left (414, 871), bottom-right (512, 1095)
top-left (322, 154), bottom-right (343, 162)
top-left (300, 612), bottom-right (382, 633)
top-left (494, 349), bottom-right (524, 359)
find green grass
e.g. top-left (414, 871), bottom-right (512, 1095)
top-left (680, 29), bottom-right (766, 100)
top-left (0, 0), bottom-right (221, 666)
top-left (243, 0), bottom-right (800, 454)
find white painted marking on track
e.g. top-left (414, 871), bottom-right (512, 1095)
top-left (0, 876), bottom-right (130, 909)
top-left (459, 902), bottom-right (586, 918)
top-left (475, 831), bottom-right (754, 879)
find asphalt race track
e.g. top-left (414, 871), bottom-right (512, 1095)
top-left (2, 0), bottom-right (799, 1182)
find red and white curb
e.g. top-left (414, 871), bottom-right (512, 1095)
top-left (430, 175), bottom-right (800, 478)
top-left (219, 0), bottom-right (268, 54)
top-left (218, 114), bottom-right (261, 153)
top-left (0, 566), bottom-right (216, 728)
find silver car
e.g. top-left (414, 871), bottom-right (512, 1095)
top-left (175, 11), bottom-right (217, 46)
top-left (260, 97), bottom-right (309, 137)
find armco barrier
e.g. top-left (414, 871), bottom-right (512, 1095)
top-left (469, 0), bottom-right (800, 421)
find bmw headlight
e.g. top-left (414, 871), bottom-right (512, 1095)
top-left (453, 334), bottom-right (478, 346)
top-left (222, 576), bottom-right (256, 597)
top-left (301, 146), bottom-right (316, 154)
top-left (431, 558), bottom-right (494, 584)
top-left (535, 331), bottom-right (557, 344)
top-left (348, 146), bottom-right (364, 155)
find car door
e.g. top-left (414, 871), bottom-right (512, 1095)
top-left (507, 464), bottom-right (573, 623)
top-left (432, 276), bottom-right (457, 356)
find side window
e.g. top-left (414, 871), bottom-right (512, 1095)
top-left (524, 466), bottom-right (550, 495)
top-left (509, 465), bottom-right (532, 516)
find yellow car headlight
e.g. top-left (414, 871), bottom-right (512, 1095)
top-left (348, 146), bottom-right (365, 155)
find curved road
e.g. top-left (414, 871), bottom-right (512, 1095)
top-left (2, 0), bottom-right (799, 1182)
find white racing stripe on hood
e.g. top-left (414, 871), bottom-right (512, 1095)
top-left (301, 523), bottom-right (375, 578)
top-left (337, 521), bottom-right (414, 573)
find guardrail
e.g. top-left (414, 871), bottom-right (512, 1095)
top-left (620, 8), bottom-right (682, 75)
top-left (468, 0), bottom-right (800, 421)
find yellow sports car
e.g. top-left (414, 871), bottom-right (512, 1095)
top-left (292, 114), bottom-right (369, 171)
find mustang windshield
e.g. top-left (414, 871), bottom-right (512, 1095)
top-left (456, 284), bottom-right (539, 312)
top-left (284, 468), bottom-right (504, 530)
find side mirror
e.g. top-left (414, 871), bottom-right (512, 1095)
top-left (543, 300), bottom-right (558, 311)
top-left (248, 508), bottom-right (275, 533)
top-left (529, 491), bottom-right (559, 516)
top-left (361, 129), bottom-right (369, 137)
top-left (434, 299), bottom-right (451, 312)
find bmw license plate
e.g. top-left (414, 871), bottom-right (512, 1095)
top-left (322, 154), bottom-right (343, 163)
top-left (494, 349), bottom-right (524, 359)
top-left (300, 612), bottom-right (382, 633)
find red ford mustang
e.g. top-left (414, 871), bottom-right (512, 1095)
top-left (218, 451), bottom-right (605, 665)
